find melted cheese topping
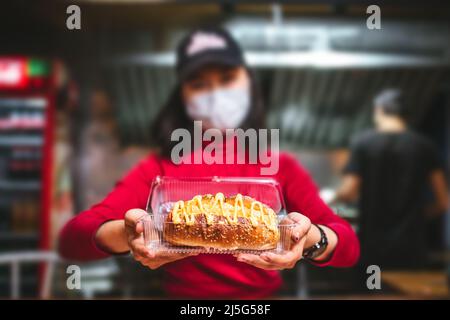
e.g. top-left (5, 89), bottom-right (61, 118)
top-left (171, 193), bottom-right (277, 231)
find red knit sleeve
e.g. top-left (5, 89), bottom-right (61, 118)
top-left (277, 153), bottom-right (360, 267)
top-left (57, 155), bottom-right (160, 261)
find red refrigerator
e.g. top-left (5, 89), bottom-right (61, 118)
top-left (0, 57), bottom-right (55, 296)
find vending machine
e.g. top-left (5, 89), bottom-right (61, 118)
top-left (0, 57), bottom-right (55, 296)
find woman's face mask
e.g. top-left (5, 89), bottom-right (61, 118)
top-left (186, 86), bottom-right (250, 130)
top-left (183, 66), bottom-right (251, 130)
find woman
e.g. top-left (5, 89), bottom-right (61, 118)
top-left (59, 27), bottom-right (360, 299)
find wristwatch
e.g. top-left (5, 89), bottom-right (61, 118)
top-left (302, 224), bottom-right (328, 261)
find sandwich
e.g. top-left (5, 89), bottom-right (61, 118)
top-left (164, 193), bottom-right (279, 250)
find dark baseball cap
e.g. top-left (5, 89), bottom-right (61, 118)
top-left (176, 27), bottom-right (246, 80)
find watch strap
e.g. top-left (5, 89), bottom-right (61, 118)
top-left (303, 224), bottom-right (328, 261)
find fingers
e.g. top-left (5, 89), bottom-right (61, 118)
top-left (291, 235), bottom-right (307, 252)
top-left (138, 257), bottom-right (160, 270)
top-left (261, 251), bottom-right (298, 266)
top-left (125, 209), bottom-right (148, 230)
top-left (135, 220), bottom-right (144, 234)
top-left (280, 216), bottom-right (302, 242)
top-left (151, 251), bottom-right (200, 260)
top-left (263, 237), bottom-right (306, 266)
top-left (138, 251), bottom-right (200, 270)
top-left (236, 254), bottom-right (279, 270)
top-left (235, 235), bottom-right (308, 270)
top-left (137, 248), bottom-right (199, 263)
top-left (124, 209), bottom-right (148, 243)
top-left (287, 211), bottom-right (304, 223)
top-left (286, 212), bottom-right (311, 242)
top-left (291, 224), bottom-right (308, 243)
top-left (124, 207), bottom-right (199, 270)
top-left (130, 236), bottom-right (152, 259)
top-left (234, 212), bottom-right (312, 271)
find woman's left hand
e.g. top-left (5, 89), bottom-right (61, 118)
top-left (234, 212), bottom-right (311, 270)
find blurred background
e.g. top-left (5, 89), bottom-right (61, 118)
top-left (0, 0), bottom-right (449, 299)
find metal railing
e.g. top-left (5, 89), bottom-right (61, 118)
top-left (0, 251), bottom-right (59, 299)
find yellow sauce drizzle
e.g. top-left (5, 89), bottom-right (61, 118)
top-left (171, 193), bottom-right (277, 231)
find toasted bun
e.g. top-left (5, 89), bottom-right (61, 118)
top-left (163, 193), bottom-right (279, 250)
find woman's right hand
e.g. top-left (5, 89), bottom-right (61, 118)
top-left (124, 209), bottom-right (199, 269)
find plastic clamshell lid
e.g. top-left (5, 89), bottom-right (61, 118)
top-left (146, 176), bottom-right (286, 216)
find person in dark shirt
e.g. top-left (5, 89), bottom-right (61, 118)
top-left (336, 88), bottom-right (448, 269)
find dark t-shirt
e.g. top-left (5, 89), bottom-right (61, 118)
top-left (344, 130), bottom-right (442, 269)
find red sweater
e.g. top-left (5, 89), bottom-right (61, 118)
top-left (58, 152), bottom-right (359, 298)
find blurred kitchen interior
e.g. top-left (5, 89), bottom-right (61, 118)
top-left (0, 0), bottom-right (449, 299)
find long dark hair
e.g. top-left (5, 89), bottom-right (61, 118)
top-left (150, 68), bottom-right (266, 158)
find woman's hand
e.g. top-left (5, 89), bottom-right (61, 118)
top-left (125, 209), bottom-right (199, 269)
top-left (234, 212), bottom-right (312, 270)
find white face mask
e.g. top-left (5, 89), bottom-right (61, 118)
top-left (186, 86), bottom-right (250, 129)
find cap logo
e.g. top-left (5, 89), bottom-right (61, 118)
top-left (187, 32), bottom-right (227, 56)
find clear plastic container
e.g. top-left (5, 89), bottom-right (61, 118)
top-left (142, 176), bottom-right (297, 254)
